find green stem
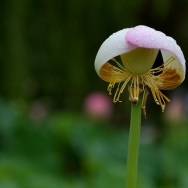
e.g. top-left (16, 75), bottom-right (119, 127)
top-left (125, 97), bottom-right (142, 188)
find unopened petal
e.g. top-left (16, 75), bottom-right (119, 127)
top-left (126, 25), bottom-right (186, 84)
top-left (95, 29), bottom-right (137, 77)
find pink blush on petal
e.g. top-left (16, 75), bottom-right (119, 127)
top-left (125, 25), bottom-right (185, 67)
top-left (126, 25), bottom-right (172, 49)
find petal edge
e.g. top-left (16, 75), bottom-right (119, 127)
top-left (95, 29), bottom-right (137, 77)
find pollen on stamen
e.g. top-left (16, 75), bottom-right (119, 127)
top-left (107, 82), bottom-right (115, 95)
top-left (100, 60), bottom-right (132, 103)
top-left (140, 71), bottom-right (171, 112)
top-left (100, 55), bottom-right (177, 113)
top-left (113, 83), bottom-right (122, 102)
top-left (154, 68), bottom-right (181, 90)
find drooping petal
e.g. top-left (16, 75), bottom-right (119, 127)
top-left (95, 29), bottom-right (137, 77)
top-left (125, 25), bottom-right (186, 85)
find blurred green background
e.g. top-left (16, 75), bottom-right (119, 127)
top-left (0, 0), bottom-right (188, 187)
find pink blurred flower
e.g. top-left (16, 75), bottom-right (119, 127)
top-left (84, 92), bottom-right (113, 120)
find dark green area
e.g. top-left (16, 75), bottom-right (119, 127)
top-left (0, 0), bottom-right (187, 111)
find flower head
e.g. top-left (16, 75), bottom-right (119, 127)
top-left (95, 25), bottom-right (186, 115)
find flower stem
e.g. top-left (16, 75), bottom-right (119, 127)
top-left (125, 96), bottom-right (142, 188)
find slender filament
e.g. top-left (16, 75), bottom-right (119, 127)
top-left (100, 56), bottom-right (181, 113)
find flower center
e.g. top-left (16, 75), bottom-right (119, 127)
top-left (121, 48), bottom-right (159, 75)
top-left (99, 56), bottom-right (181, 116)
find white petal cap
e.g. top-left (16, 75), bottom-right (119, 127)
top-left (94, 29), bottom-right (137, 77)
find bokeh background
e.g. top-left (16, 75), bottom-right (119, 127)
top-left (0, 0), bottom-right (188, 188)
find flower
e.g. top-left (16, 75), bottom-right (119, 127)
top-left (84, 92), bottom-right (113, 120)
top-left (94, 25), bottom-right (186, 115)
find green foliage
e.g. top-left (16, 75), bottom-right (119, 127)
top-left (0, 100), bottom-right (187, 187)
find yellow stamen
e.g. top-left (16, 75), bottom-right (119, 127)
top-left (113, 83), bottom-right (121, 102)
top-left (142, 87), bottom-right (149, 119)
top-left (99, 56), bottom-right (180, 113)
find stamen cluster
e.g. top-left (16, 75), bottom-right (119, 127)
top-left (100, 56), bottom-right (180, 116)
